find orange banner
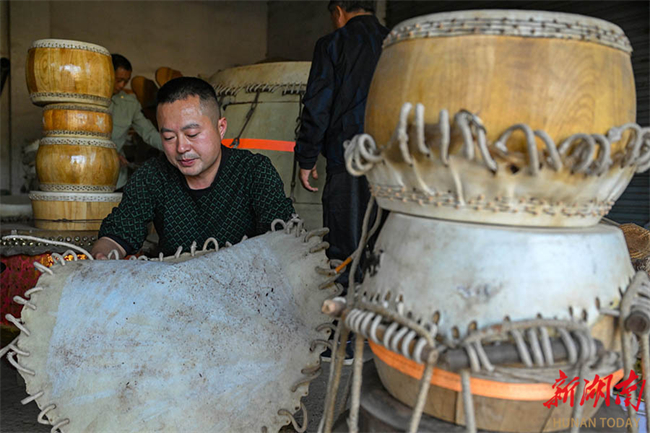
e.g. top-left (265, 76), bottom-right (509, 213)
top-left (222, 139), bottom-right (295, 152)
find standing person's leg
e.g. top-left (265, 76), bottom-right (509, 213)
top-left (322, 169), bottom-right (371, 290)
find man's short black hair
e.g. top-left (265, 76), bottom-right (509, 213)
top-left (157, 77), bottom-right (221, 120)
top-left (327, 1), bottom-right (375, 13)
top-left (111, 54), bottom-right (132, 72)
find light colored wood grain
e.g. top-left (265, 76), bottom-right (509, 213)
top-left (31, 195), bottom-right (120, 231)
top-left (36, 143), bottom-right (119, 190)
top-left (42, 104), bottom-right (113, 137)
top-left (26, 43), bottom-right (114, 107)
top-left (366, 36), bottom-right (636, 160)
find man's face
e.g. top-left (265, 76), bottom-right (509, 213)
top-left (113, 67), bottom-right (132, 95)
top-left (157, 95), bottom-right (227, 186)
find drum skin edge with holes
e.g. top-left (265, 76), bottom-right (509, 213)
top-left (9, 227), bottom-right (337, 432)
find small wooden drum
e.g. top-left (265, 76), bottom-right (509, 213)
top-left (29, 191), bottom-right (122, 231)
top-left (26, 39), bottom-right (114, 107)
top-left (36, 137), bottom-right (120, 192)
top-left (42, 104), bottom-right (112, 139)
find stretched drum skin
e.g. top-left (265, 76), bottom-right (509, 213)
top-left (42, 104), bottom-right (113, 139)
top-left (36, 137), bottom-right (120, 192)
top-left (8, 225), bottom-right (336, 432)
top-left (209, 62), bottom-right (326, 230)
top-left (26, 39), bottom-right (114, 107)
top-left (349, 10), bottom-right (648, 227)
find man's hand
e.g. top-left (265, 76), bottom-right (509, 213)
top-left (299, 167), bottom-right (319, 192)
top-left (91, 237), bottom-right (126, 260)
top-left (118, 155), bottom-right (129, 167)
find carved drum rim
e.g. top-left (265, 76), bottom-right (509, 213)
top-left (384, 9), bottom-right (631, 53)
top-left (39, 137), bottom-right (116, 149)
top-left (28, 191), bottom-right (123, 202)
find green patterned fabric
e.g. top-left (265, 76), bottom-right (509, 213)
top-left (99, 146), bottom-right (295, 256)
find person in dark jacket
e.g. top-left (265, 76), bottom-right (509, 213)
top-left (295, 0), bottom-right (389, 286)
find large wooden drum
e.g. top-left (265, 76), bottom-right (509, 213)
top-left (367, 10), bottom-right (635, 155)
top-left (36, 137), bottom-right (120, 192)
top-left (26, 39), bottom-right (114, 107)
top-left (42, 104), bottom-right (112, 139)
top-left (356, 10), bottom-right (640, 228)
top-left (209, 62), bottom-right (327, 230)
top-left (29, 191), bottom-right (121, 231)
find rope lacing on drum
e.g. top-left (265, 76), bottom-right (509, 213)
top-left (344, 102), bottom-right (650, 177)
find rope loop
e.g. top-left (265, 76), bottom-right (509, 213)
top-left (202, 237), bottom-right (219, 252)
top-left (278, 402), bottom-right (308, 433)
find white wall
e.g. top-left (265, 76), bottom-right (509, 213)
top-left (6, 0), bottom-right (268, 194)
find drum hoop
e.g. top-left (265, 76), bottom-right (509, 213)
top-left (29, 39), bottom-right (111, 56)
top-left (39, 184), bottom-right (116, 193)
top-left (39, 137), bottom-right (116, 149)
top-left (386, 9), bottom-right (631, 53)
top-left (43, 104), bottom-right (111, 114)
top-left (369, 340), bottom-right (625, 400)
top-left (29, 191), bottom-right (123, 202)
top-left (30, 93), bottom-right (112, 107)
top-left (42, 130), bottom-right (112, 139)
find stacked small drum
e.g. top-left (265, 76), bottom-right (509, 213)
top-left (323, 10), bottom-right (650, 433)
top-left (26, 39), bottom-right (121, 231)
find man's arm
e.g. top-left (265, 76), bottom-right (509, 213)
top-left (93, 161), bottom-right (157, 257)
top-left (91, 237), bottom-right (126, 260)
top-left (131, 101), bottom-right (163, 151)
top-left (249, 154), bottom-right (296, 233)
top-left (295, 37), bottom-right (336, 191)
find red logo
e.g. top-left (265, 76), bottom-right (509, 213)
top-left (544, 370), bottom-right (645, 410)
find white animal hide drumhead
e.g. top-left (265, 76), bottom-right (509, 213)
top-left (13, 229), bottom-right (336, 432)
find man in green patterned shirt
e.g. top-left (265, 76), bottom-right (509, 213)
top-left (92, 77), bottom-right (295, 259)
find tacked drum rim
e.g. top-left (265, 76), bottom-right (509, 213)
top-left (43, 104), bottom-right (111, 114)
top-left (385, 9), bottom-right (632, 53)
top-left (210, 62), bottom-right (311, 97)
top-left (42, 130), bottom-right (112, 139)
top-left (29, 93), bottom-right (112, 108)
top-left (37, 184), bottom-right (116, 193)
top-left (39, 136), bottom-right (116, 149)
top-left (29, 39), bottom-right (111, 56)
top-left (29, 191), bottom-right (122, 202)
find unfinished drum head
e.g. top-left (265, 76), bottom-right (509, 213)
top-left (10, 227), bottom-right (336, 432)
top-left (359, 212), bottom-right (634, 341)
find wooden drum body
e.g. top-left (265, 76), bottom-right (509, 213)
top-left (42, 104), bottom-right (112, 139)
top-left (36, 137), bottom-right (120, 193)
top-left (350, 213), bottom-right (633, 432)
top-left (346, 10), bottom-right (648, 228)
top-left (209, 62), bottom-right (326, 230)
top-left (26, 39), bottom-right (114, 107)
top-left (29, 191), bottom-right (121, 231)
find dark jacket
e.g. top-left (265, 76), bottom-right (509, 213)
top-left (295, 15), bottom-right (389, 173)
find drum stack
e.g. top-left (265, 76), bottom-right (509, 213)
top-left (323, 10), bottom-right (650, 433)
top-left (208, 62), bottom-right (326, 230)
top-left (26, 39), bottom-right (121, 231)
